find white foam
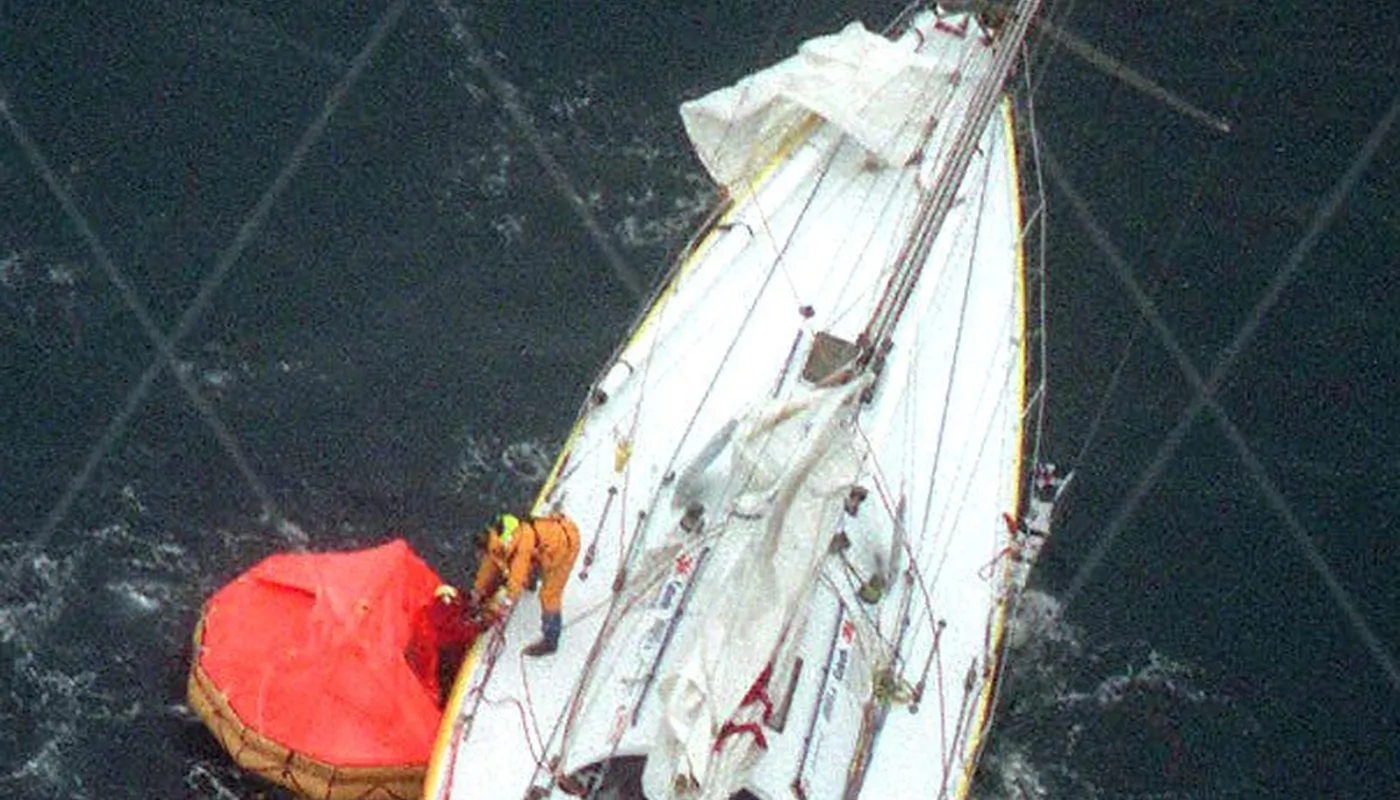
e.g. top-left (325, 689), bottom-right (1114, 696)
top-left (973, 743), bottom-right (1051, 800)
top-left (1007, 588), bottom-right (1070, 651)
top-left (1065, 648), bottom-right (1207, 708)
top-left (105, 578), bottom-right (169, 614)
top-left (501, 438), bottom-right (552, 482)
top-left (973, 588), bottom-right (1213, 797)
top-left (0, 551), bottom-right (71, 645)
top-left (183, 762), bottom-right (243, 800)
top-left (5, 737), bottom-right (68, 796)
top-left (443, 433), bottom-right (557, 497)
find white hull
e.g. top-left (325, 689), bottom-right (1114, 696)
top-left (427, 6), bottom-right (1049, 799)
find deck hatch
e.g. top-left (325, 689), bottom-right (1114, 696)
top-left (801, 331), bottom-right (859, 384)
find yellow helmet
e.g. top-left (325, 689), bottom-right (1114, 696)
top-left (494, 513), bottom-right (521, 547)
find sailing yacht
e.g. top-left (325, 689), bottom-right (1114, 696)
top-left (425, 2), bottom-right (1061, 797)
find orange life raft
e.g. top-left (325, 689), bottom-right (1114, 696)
top-left (188, 538), bottom-right (461, 799)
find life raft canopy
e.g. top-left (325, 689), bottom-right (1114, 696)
top-left (188, 538), bottom-right (450, 800)
top-left (679, 21), bottom-right (946, 191)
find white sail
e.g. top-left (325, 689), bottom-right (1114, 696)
top-left (681, 21), bottom-right (953, 191)
top-left (642, 381), bottom-right (867, 798)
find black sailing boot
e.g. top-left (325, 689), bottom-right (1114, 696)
top-left (523, 611), bottom-right (561, 657)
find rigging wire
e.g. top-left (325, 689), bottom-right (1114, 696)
top-left (997, 0), bottom-right (1232, 137)
top-left (1015, 0), bottom-right (1225, 478)
top-left (1010, 0), bottom-right (1079, 109)
top-left (1018, 52), bottom-right (1053, 475)
top-left (641, 116), bottom-right (858, 535)
top-left (1016, 0), bottom-right (1228, 485)
top-left (1068, 201), bottom-right (1198, 474)
top-left (1030, 13), bottom-right (1231, 133)
top-left (433, 0), bottom-right (646, 301)
top-left (3, 0), bottom-right (409, 573)
top-left (1047, 41), bottom-right (1230, 481)
top-left (821, 36), bottom-right (976, 333)
top-left (1047, 87), bottom-right (1400, 695)
top-left (1068, 305), bottom-right (1141, 472)
top-left (915, 146), bottom-right (998, 586)
top-left (863, 0), bottom-right (1043, 349)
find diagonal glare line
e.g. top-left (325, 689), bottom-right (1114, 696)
top-left (1, 93), bottom-right (287, 545)
top-left (8, 0), bottom-right (408, 567)
top-left (1047, 87), bottom-right (1400, 694)
top-left (433, 0), bottom-right (646, 300)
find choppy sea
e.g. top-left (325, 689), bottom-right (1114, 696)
top-left (2, 2), bottom-right (1397, 798)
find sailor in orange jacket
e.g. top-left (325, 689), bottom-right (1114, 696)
top-left (471, 512), bottom-right (580, 656)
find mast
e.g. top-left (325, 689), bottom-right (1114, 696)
top-left (862, 0), bottom-right (1043, 355)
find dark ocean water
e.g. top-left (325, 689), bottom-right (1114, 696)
top-left (2, 1), bottom-right (1397, 798)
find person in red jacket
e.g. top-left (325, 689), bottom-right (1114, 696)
top-left (471, 512), bottom-right (580, 657)
top-left (406, 584), bottom-right (481, 706)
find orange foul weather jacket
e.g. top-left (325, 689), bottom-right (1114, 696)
top-left (472, 514), bottom-right (581, 614)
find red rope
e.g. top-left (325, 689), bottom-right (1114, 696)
top-left (713, 721), bottom-right (768, 753)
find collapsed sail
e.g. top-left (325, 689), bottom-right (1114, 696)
top-left (640, 381), bottom-right (868, 797)
top-left (681, 22), bottom-right (951, 190)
